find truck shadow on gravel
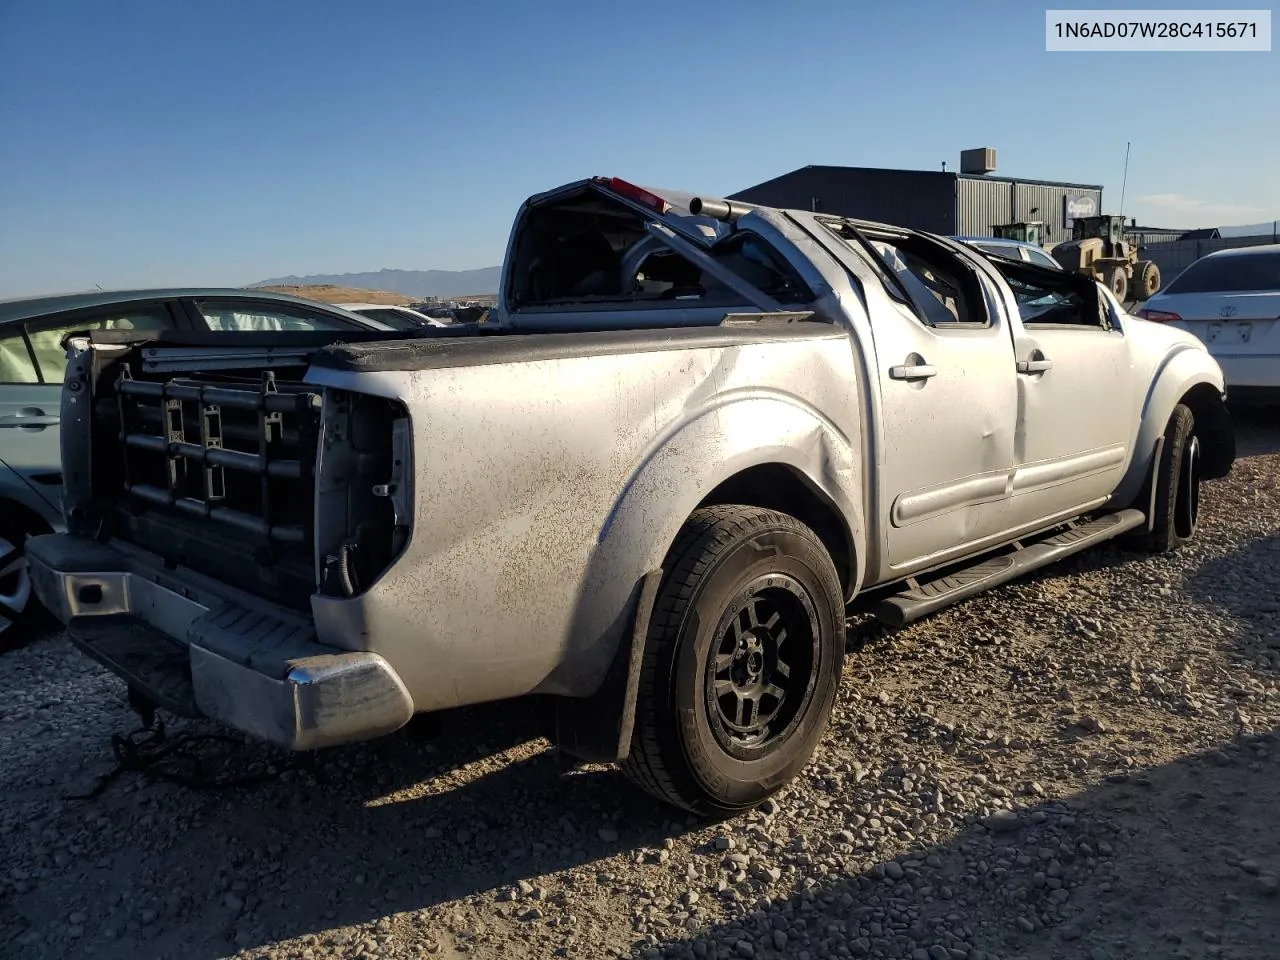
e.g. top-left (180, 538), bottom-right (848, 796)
top-left (637, 729), bottom-right (1280, 960)
top-left (1227, 403), bottom-right (1280, 459)
top-left (5, 416), bottom-right (1277, 959)
top-left (1181, 533), bottom-right (1280, 668)
top-left (20, 503), bottom-right (1277, 960)
top-left (22, 693), bottom-right (705, 959)
top-left (19, 692), bottom-right (1276, 960)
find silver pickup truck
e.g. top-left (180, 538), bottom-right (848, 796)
top-left (28, 177), bottom-right (1234, 815)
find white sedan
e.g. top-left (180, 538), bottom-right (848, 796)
top-left (336, 303), bottom-right (449, 329)
top-left (1138, 245), bottom-right (1280, 400)
top-left (952, 236), bottom-right (1065, 271)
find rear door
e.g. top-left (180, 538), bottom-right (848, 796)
top-left (0, 301), bottom-right (180, 512)
top-left (994, 260), bottom-right (1136, 523)
top-left (816, 221), bottom-right (1020, 573)
top-left (0, 332), bottom-right (57, 509)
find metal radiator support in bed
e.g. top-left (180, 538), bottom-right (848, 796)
top-left (113, 365), bottom-right (320, 546)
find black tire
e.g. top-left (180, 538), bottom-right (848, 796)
top-left (0, 518), bottom-right (50, 653)
top-left (1133, 260), bottom-right (1161, 300)
top-left (1145, 404), bottom-right (1201, 553)
top-left (622, 505), bottom-right (844, 816)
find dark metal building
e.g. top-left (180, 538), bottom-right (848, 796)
top-left (1179, 228), bottom-right (1222, 241)
top-left (728, 165), bottom-right (1104, 244)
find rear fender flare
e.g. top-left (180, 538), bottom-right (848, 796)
top-left (543, 395), bottom-right (863, 761)
top-left (548, 394), bottom-right (864, 698)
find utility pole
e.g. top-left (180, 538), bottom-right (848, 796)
top-left (1119, 141), bottom-right (1131, 218)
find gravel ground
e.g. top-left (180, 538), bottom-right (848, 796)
top-left (2, 409), bottom-right (1278, 960)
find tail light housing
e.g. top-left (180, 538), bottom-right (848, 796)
top-left (1137, 308), bottom-right (1182, 323)
top-left (594, 177), bottom-right (670, 214)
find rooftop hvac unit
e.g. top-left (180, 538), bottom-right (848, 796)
top-left (960, 147), bottom-right (997, 175)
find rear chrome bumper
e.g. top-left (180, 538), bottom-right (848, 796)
top-left (26, 534), bottom-right (414, 750)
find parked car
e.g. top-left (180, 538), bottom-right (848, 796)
top-left (952, 236), bottom-right (1103, 319)
top-left (952, 236), bottom-right (1065, 271)
top-left (336, 303), bottom-right (449, 329)
top-left (408, 303), bottom-right (458, 322)
top-left (1137, 244), bottom-right (1280, 401)
top-left (0, 288), bottom-right (401, 648)
top-left (26, 179), bottom-right (1234, 814)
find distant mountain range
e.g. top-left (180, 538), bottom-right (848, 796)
top-left (251, 266), bottom-right (501, 299)
top-left (1217, 220), bottom-right (1280, 239)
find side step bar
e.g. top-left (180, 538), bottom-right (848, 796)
top-left (873, 509), bottom-right (1146, 629)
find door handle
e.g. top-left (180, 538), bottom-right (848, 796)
top-left (889, 363), bottom-right (938, 381)
top-left (1016, 358), bottom-right (1054, 374)
top-left (0, 412), bottom-right (60, 427)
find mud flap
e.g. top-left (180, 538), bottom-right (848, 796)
top-left (546, 568), bottom-right (663, 764)
top-left (1145, 435), bottom-right (1165, 534)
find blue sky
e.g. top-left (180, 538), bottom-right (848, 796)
top-left (1, 0), bottom-right (1276, 295)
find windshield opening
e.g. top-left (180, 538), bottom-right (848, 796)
top-left (508, 187), bottom-right (813, 309)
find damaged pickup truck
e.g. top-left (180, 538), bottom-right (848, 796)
top-left (28, 177), bottom-right (1235, 815)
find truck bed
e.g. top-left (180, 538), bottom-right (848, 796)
top-left (60, 319), bottom-right (859, 720)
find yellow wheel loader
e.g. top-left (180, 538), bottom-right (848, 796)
top-left (1050, 215), bottom-right (1161, 302)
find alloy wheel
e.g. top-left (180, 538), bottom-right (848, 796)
top-left (0, 535), bottom-right (32, 635)
top-left (705, 574), bottom-right (821, 760)
top-left (1175, 434), bottom-right (1201, 540)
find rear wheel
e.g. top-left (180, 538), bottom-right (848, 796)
top-left (1132, 260), bottom-right (1161, 300)
top-left (1145, 404), bottom-right (1201, 553)
top-left (1104, 265), bottom-right (1129, 302)
top-left (622, 505), bottom-right (844, 816)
